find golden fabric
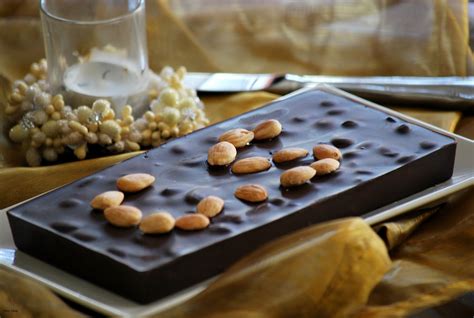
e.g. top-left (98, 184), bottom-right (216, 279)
top-left (165, 0), bottom-right (473, 76)
top-left (0, 266), bottom-right (84, 318)
top-left (159, 218), bottom-right (392, 318)
top-left (1, 0), bottom-right (472, 77)
top-left (0, 0), bottom-right (473, 317)
top-left (362, 190), bottom-right (474, 317)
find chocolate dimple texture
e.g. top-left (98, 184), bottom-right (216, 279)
top-left (58, 198), bottom-right (83, 208)
top-left (379, 147), bottom-right (399, 158)
top-left (396, 124), bottom-right (411, 134)
top-left (420, 141), bottom-right (436, 149)
top-left (50, 222), bottom-right (79, 233)
top-left (331, 138), bottom-right (353, 148)
top-left (342, 120), bottom-right (358, 128)
top-left (327, 109), bottom-right (345, 116)
top-left (314, 119), bottom-right (334, 129)
top-left (76, 175), bottom-right (103, 188)
top-left (320, 100), bottom-right (334, 107)
top-left (208, 224), bottom-right (233, 234)
top-left (397, 155), bottom-right (416, 164)
top-left (72, 231), bottom-right (98, 242)
top-left (292, 116), bottom-right (306, 123)
top-left (160, 187), bottom-right (182, 197)
top-left (8, 90), bottom-right (455, 281)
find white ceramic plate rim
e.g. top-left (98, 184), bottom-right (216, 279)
top-left (1, 85), bottom-right (473, 317)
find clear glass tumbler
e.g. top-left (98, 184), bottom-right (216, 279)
top-left (40, 0), bottom-right (149, 114)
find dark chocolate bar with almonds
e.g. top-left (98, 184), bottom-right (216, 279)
top-left (8, 88), bottom-right (456, 303)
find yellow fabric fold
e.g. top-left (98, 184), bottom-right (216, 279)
top-left (374, 207), bottom-right (439, 251)
top-left (0, 266), bottom-right (84, 318)
top-left (363, 189), bottom-right (474, 317)
top-left (158, 218), bottom-right (391, 318)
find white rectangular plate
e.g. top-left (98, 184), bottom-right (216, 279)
top-left (1, 86), bottom-right (473, 317)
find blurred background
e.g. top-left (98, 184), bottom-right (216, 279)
top-left (0, 0), bottom-right (472, 81)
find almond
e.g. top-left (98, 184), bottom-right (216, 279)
top-left (310, 158), bottom-right (340, 175)
top-left (234, 184), bottom-right (268, 202)
top-left (208, 141), bottom-right (237, 166)
top-left (196, 196), bottom-right (224, 218)
top-left (139, 212), bottom-right (175, 234)
top-left (104, 205), bottom-right (142, 228)
top-left (313, 144), bottom-right (342, 160)
top-left (175, 214), bottom-right (210, 231)
top-left (231, 156), bottom-right (271, 174)
top-left (272, 148), bottom-right (308, 163)
top-left (116, 173), bottom-right (155, 192)
top-left (280, 166), bottom-right (316, 187)
top-left (253, 119), bottom-right (282, 140)
top-left (90, 191), bottom-right (124, 210)
top-left (218, 128), bottom-right (254, 148)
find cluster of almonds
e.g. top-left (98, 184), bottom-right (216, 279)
top-left (208, 119), bottom-right (342, 202)
top-left (90, 173), bottom-right (223, 233)
top-left (6, 60), bottom-right (209, 166)
top-left (89, 119), bottom-right (342, 234)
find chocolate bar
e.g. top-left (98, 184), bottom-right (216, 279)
top-left (8, 88), bottom-right (456, 303)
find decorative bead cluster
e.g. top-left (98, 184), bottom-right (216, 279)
top-left (6, 60), bottom-right (209, 166)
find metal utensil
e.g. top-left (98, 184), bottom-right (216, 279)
top-left (184, 72), bottom-right (474, 110)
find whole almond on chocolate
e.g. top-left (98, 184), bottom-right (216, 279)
top-left (253, 119), bottom-right (282, 140)
top-left (280, 166), bottom-right (316, 187)
top-left (104, 205), bottom-right (142, 228)
top-left (231, 156), bottom-right (271, 174)
top-left (310, 158), bottom-right (340, 175)
top-left (234, 184), bottom-right (268, 202)
top-left (116, 173), bottom-right (155, 192)
top-left (196, 196), bottom-right (224, 218)
top-left (208, 141), bottom-right (237, 166)
top-left (140, 212), bottom-right (175, 234)
top-left (176, 214), bottom-right (210, 231)
top-left (218, 128), bottom-right (254, 148)
top-left (90, 191), bottom-right (124, 210)
top-left (313, 144), bottom-right (342, 161)
top-left (272, 148), bottom-right (308, 163)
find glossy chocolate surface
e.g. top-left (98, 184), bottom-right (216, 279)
top-left (8, 89), bottom-right (456, 303)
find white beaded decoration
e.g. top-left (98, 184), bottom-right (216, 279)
top-left (6, 60), bottom-right (209, 166)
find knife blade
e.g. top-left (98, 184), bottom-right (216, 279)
top-left (183, 72), bottom-right (474, 110)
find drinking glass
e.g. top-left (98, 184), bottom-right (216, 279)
top-left (40, 0), bottom-right (149, 114)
